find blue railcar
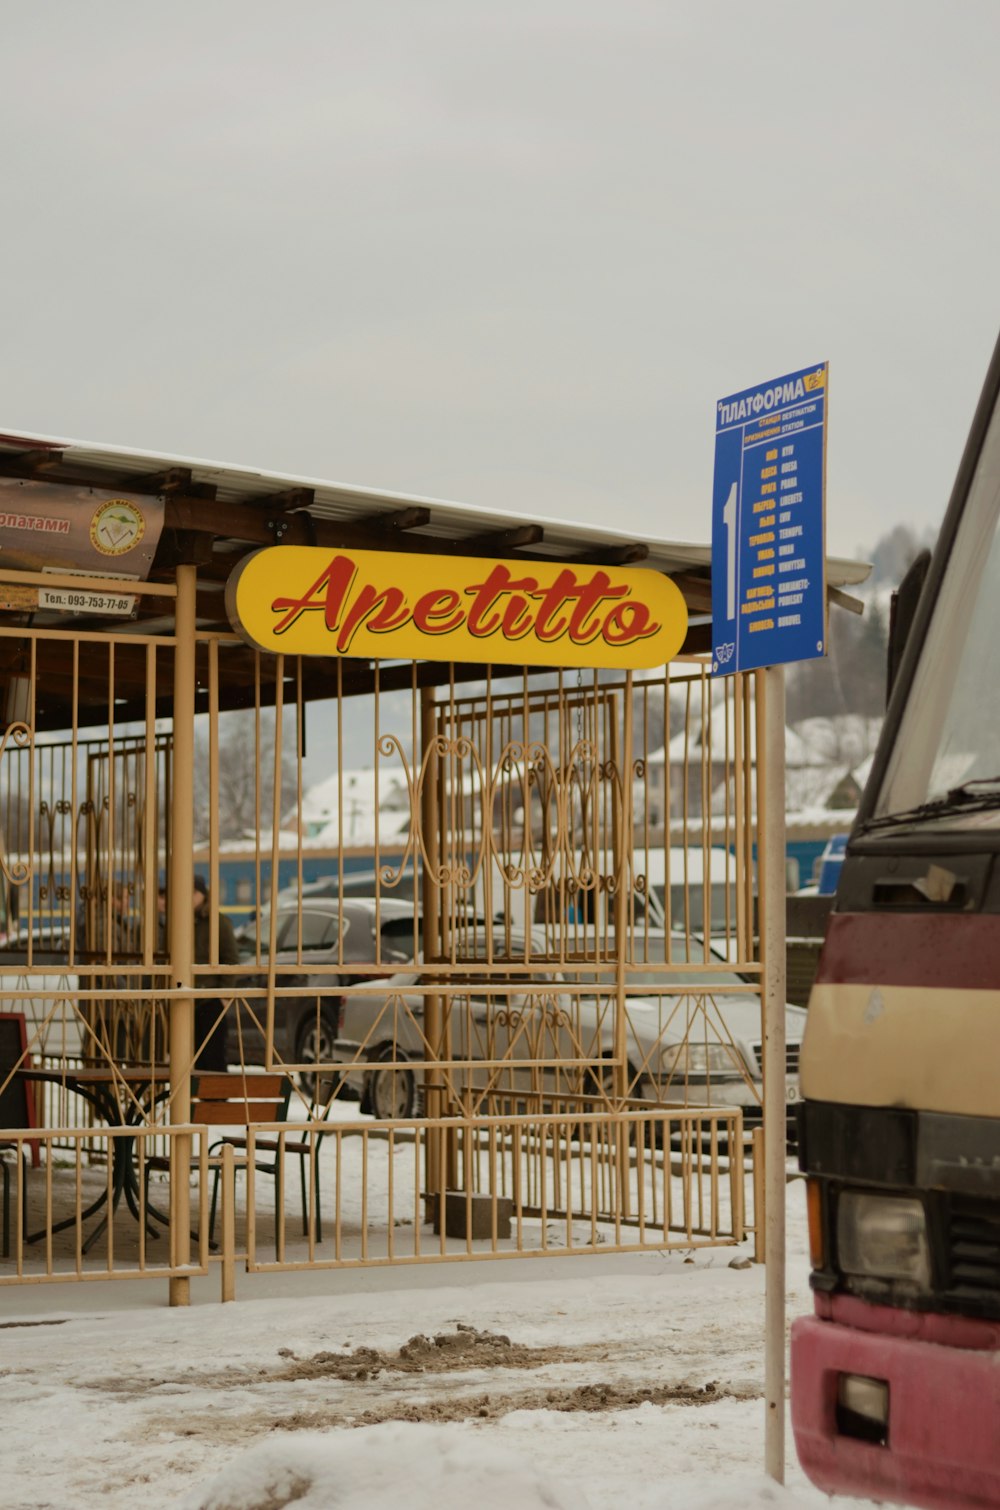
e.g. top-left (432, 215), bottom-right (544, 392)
top-left (206, 847), bottom-right (412, 924)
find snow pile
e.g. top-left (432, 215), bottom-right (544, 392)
top-left (182, 1423), bottom-right (584, 1510)
top-left (182, 1421), bottom-right (832, 1510)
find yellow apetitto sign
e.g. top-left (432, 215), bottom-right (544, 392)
top-left (226, 546), bottom-right (688, 669)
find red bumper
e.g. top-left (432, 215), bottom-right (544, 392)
top-left (792, 1303), bottom-right (1000, 1509)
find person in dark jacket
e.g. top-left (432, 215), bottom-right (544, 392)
top-left (193, 875), bottom-right (240, 1071)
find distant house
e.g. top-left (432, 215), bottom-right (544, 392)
top-left (286, 767), bottom-right (412, 846)
top-left (643, 721), bottom-right (832, 827)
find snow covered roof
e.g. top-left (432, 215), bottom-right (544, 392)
top-left (790, 716), bottom-right (883, 769)
top-left (288, 766), bottom-right (413, 847)
top-left (309, 807), bottom-right (412, 849)
top-left (649, 722), bottom-right (829, 769)
top-left (784, 763), bottom-right (857, 815)
top-left (299, 767), bottom-right (410, 826)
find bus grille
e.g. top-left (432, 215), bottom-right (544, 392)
top-left (948, 1200), bottom-right (1000, 1296)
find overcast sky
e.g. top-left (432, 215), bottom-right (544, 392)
top-left (2, 1), bottom-right (999, 562)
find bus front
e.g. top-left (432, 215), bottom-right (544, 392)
top-left (792, 334), bottom-right (1000, 1510)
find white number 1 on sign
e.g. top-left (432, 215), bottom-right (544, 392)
top-left (722, 482), bottom-right (737, 620)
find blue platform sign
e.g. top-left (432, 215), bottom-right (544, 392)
top-left (711, 362), bottom-right (828, 676)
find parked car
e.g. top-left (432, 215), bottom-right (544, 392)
top-left (332, 932), bottom-right (806, 1128)
top-left (226, 897), bottom-right (420, 1082)
top-left (332, 924), bottom-right (548, 1117)
top-left (274, 869), bottom-right (418, 909)
top-left (580, 936), bottom-right (806, 1133)
top-left (581, 847), bottom-right (746, 935)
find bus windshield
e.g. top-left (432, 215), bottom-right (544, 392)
top-left (873, 387), bottom-right (1000, 826)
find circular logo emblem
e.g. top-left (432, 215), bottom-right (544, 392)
top-left (90, 499), bottom-right (145, 557)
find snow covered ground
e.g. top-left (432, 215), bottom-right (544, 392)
top-left (0, 1167), bottom-right (872, 1510)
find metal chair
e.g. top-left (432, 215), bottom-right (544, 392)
top-left (211, 1077), bottom-right (331, 1243)
top-left (145, 1072), bottom-right (323, 1243)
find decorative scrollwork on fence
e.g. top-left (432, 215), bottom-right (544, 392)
top-left (376, 733), bottom-right (416, 888)
top-left (488, 740), bottom-right (567, 894)
top-left (0, 722), bottom-right (32, 886)
top-left (412, 732), bottom-right (488, 890)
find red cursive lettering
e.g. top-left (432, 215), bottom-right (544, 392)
top-left (271, 555), bottom-right (356, 635)
top-left (567, 571), bottom-right (629, 644)
top-left (413, 588), bottom-right (464, 635)
top-left (602, 601), bottom-right (660, 643)
top-left (265, 553), bottom-right (665, 656)
top-left (465, 565), bottom-right (539, 638)
top-left (337, 582), bottom-right (410, 653)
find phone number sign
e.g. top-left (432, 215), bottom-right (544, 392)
top-left (711, 362), bottom-right (828, 676)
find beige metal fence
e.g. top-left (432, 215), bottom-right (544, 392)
top-left (0, 1124), bottom-right (210, 1285)
top-left (0, 1110), bottom-right (754, 1292)
top-left (0, 598), bottom-right (773, 1302)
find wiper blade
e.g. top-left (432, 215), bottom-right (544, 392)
top-left (946, 776), bottom-right (1000, 801)
top-left (861, 779), bottom-right (1000, 832)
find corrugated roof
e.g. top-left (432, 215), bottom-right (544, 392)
top-left (0, 426), bottom-right (870, 588)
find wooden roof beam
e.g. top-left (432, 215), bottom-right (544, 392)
top-left (670, 571), bottom-right (713, 613)
top-left (243, 487), bottom-right (315, 514)
top-left (461, 524), bottom-right (544, 552)
top-left (352, 504), bottom-right (431, 534)
top-left (167, 496), bottom-right (311, 546)
top-left (162, 498), bottom-right (541, 558)
top-left (120, 466), bottom-right (191, 493)
top-left (117, 466), bottom-right (215, 497)
top-left (679, 620), bottom-right (712, 656)
top-left (3, 449), bottom-right (66, 477)
top-left (0, 454), bottom-right (218, 499)
top-left (559, 541), bottom-right (649, 566)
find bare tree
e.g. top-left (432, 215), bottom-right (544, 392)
top-left (194, 709), bottom-right (297, 841)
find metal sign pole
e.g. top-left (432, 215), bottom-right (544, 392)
top-left (758, 663), bottom-right (787, 1480)
top-left (711, 361), bottom-right (825, 1481)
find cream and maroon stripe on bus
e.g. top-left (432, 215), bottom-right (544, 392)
top-left (802, 912), bottom-right (1000, 1118)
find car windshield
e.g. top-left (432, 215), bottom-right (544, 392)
top-left (874, 387), bottom-right (1000, 827)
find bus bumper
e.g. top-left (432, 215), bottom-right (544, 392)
top-left (791, 1309), bottom-right (1000, 1509)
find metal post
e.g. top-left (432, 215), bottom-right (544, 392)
top-left (208, 637), bottom-right (220, 963)
top-left (220, 1141), bottom-right (236, 1302)
top-left (420, 689), bottom-right (443, 1212)
top-left (142, 642), bottom-right (157, 971)
top-left (264, 658), bottom-right (285, 1069)
top-left (610, 690), bottom-right (628, 1101)
top-left (610, 687), bottom-right (633, 1218)
top-left (757, 665), bottom-right (787, 1480)
top-left (168, 563), bottom-right (197, 1306)
top-left (752, 1124), bottom-right (765, 1263)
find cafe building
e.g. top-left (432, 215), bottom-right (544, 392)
top-left (0, 427), bottom-right (866, 1304)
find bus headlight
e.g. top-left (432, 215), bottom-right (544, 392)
top-left (837, 1192), bottom-right (931, 1287)
top-left (660, 1042), bottom-right (743, 1078)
